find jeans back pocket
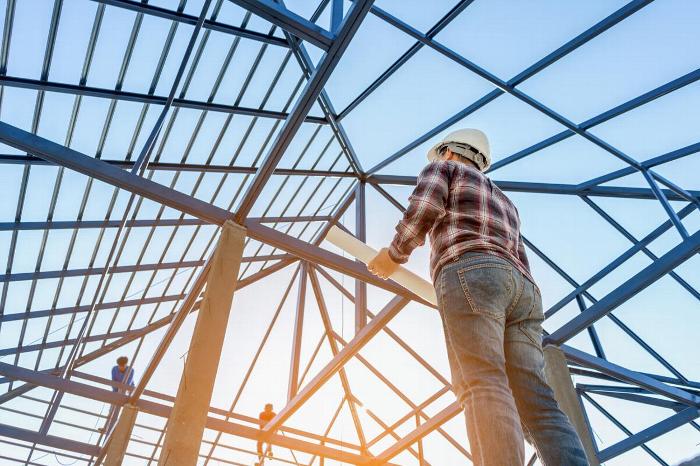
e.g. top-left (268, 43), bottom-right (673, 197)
top-left (457, 263), bottom-right (515, 319)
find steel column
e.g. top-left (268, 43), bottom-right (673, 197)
top-left (158, 221), bottom-right (246, 465)
top-left (355, 181), bottom-right (367, 332)
top-left (288, 262), bottom-right (307, 400)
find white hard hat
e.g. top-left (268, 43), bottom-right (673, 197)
top-left (427, 128), bottom-right (491, 171)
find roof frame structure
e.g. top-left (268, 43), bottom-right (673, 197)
top-left (0, 0), bottom-right (698, 464)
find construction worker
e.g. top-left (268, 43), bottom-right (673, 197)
top-left (102, 356), bottom-right (136, 434)
top-left (111, 356), bottom-right (135, 392)
top-left (367, 129), bottom-right (588, 465)
top-left (257, 403), bottom-right (276, 461)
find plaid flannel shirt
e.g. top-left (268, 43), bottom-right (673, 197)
top-left (388, 160), bottom-right (532, 283)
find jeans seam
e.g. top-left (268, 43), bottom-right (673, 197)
top-left (505, 269), bottom-right (522, 319)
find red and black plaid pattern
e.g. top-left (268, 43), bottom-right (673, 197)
top-left (388, 160), bottom-right (532, 283)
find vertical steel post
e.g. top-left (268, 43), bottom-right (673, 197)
top-left (543, 345), bottom-right (600, 466)
top-left (355, 181), bottom-right (367, 333)
top-left (288, 262), bottom-right (307, 400)
top-left (102, 404), bottom-right (139, 466)
top-left (331, 0), bottom-right (343, 32)
top-left (158, 221), bottom-right (246, 465)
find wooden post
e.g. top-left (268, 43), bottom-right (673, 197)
top-left (543, 345), bottom-right (600, 466)
top-left (103, 404), bottom-right (139, 466)
top-left (158, 221), bottom-right (246, 465)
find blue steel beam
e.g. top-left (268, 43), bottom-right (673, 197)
top-left (561, 345), bottom-right (700, 407)
top-left (0, 423), bottom-right (100, 457)
top-left (369, 5), bottom-right (650, 170)
top-left (0, 255), bottom-right (286, 283)
top-left (523, 236), bottom-right (692, 383)
top-left (579, 198), bottom-right (700, 302)
top-left (337, 0), bottom-right (475, 120)
top-left (581, 392), bottom-right (669, 465)
top-left (280, 17), bottom-right (364, 174)
top-left (0, 121), bottom-right (428, 302)
top-left (233, 0), bottom-right (374, 222)
top-left (0, 155), bottom-right (354, 177)
top-left (367, 175), bottom-right (700, 202)
top-left (0, 121), bottom-right (233, 225)
top-left (0, 75), bottom-right (327, 123)
top-left (491, 69), bottom-right (700, 172)
top-left (652, 171), bottom-right (700, 209)
top-left (1, 294), bottom-right (185, 323)
top-left (0, 216), bottom-right (330, 232)
top-left (228, 0), bottom-right (334, 50)
top-left (0, 259), bottom-right (203, 283)
top-left (91, 0), bottom-right (290, 46)
top-left (366, 0), bottom-right (660, 174)
top-left (598, 408), bottom-right (699, 462)
top-left (642, 170), bottom-right (690, 239)
top-left (0, 321), bottom-right (168, 356)
top-left (545, 230), bottom-right (700, 345)
top-left (579, 140), bottom-right (700, 190)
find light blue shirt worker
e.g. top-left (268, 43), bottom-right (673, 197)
top-left (111, 365), bottom-right (135, 393)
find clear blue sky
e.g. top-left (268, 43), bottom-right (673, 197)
top-left (0, 0), bottom-right (698, 465)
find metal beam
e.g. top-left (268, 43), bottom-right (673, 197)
top-left (91, 0), bottom-right (290, 46)
top-left (0, 155), bottom-right (355, 178)
top-left (368, 175), bottom-right (700, 202)
top-left (373, 401), bottom-right (461, 463)
top-left (227, 0), bottom-right (334, 50)
top-left (261, 292), bottom-right (409, 436)
top-left (0, 216), bottom-right (330, 232)
top-left (0, 422), bottom-right (100, 456)
top-left (0, 255), bottom-right (286, 283)
top-left (1, 293), bottom-right (185, 323)
top-left (245, 221), bottom-right (431, 305)
top-left (368, 4), bottom-right (648, 171)
top-left (0, 121), bottom-right (233, 225)
top-left (366, 0), bottom-right (658, 174)
top-left (562, 346), bottom-right (700, 407)
top-left (0, 362), bottom-right (384, 464)
top-left (545, 229), bottom-right (700, 345)
top-left (0, 75), bottom-right (327, 123)
top-left (355, 182), bottom-right (367, 332)
top-left (309, 268), bottom-right (368, 450)
top-left (129, 258), bottom-right (211, 402)
top-left (580, 392), bottom-right (671, 465)
top-left (0, 324), bottom-right (159, 356)
top-left (598, 407), bottom-right (699, 461)
top-left (287, 262), bottom-right (307, 400)
top-left (0, 259), bottom-right (203, 283)
top-left (337, 0), bottom-right (474, 120)
top-left (233, 0), bottom-right (374, 222)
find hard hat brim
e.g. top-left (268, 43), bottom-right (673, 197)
top-left (426, 142), bottom-right (443, 162)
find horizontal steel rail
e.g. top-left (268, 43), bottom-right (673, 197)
top-left (0, 75), bottom-right (327, 124)
top-left (92, 0), bottom-right (290, 46)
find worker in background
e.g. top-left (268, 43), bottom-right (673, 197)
top-left (101, 356), bottom-right (136, 434)
top-left (367, 129), bottom-right (588, 466)
top-left (111, 355), bottom-right (135, 392)
top-left (257, 403), bottom-right (276, 461)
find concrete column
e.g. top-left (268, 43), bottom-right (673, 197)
top-left (543, 345), bottom-right (600, 466)
top-left (158, 221), bottom-right (246, 466)
top-left (103, 404), bottom-right (139, 466)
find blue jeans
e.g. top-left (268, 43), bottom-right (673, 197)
top-left (436, 252), bottom-right (589, 466)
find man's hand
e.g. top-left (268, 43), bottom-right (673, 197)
top-left (367, 248), bottom-right (400, 280)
